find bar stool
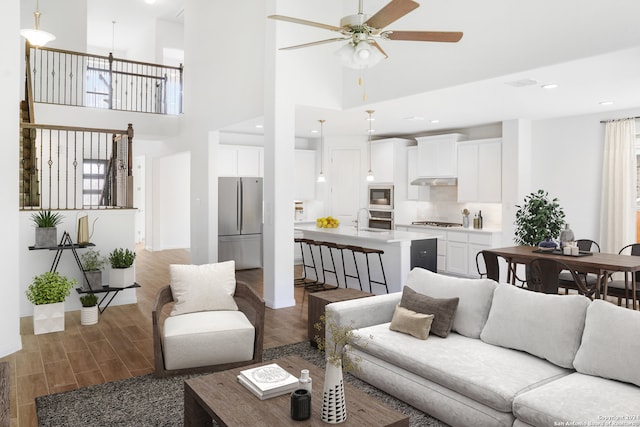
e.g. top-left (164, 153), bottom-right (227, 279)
top-left (338, 245), bottom-right (363, 291)
top-left (318, 241), bottom-right (341, 289)
top-left (350, 246), bottom-right (389, 294)
top-left (294, 238), bottom-right (320, 288)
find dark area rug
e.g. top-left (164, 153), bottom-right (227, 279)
top-left (36, 341), bottom-right (448, 426)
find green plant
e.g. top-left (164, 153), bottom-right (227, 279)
top-left (108, 248), bottom-right (136, 268)
top-left (514, 189), bottom-right (566, 246)
top-left (25, 272), bottom-right (76, 305)
top-left (81, 249), bottom-right (107, 271)
top-left (30, 210), bottom-right (64, 228)
top-left (314, 312), bottom-right (366, 373)
top-left (79, 293), bottom-right (98, 307)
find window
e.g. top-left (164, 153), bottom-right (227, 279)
top-left (83, 159), bottom-right (107, 207)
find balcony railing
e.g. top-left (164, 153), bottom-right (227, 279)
top-left (19, 122), bottom-right (134, 211)
top-left (26, 42), bottom-right (183, 115)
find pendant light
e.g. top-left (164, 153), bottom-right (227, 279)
top-left (20, 0), bottom-right (56, 47)
top-left (366, 110), bottom-right (375, 182)
top-left (317, 119), bottom-right (326, 182)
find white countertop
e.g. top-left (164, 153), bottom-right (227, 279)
top-left (395, 223), bottom-right (502, 234)
top-left (294, 224), bottom-right (442, 243)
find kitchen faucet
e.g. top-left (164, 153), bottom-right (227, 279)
top-left (356, 208), bottom-right (369, 232)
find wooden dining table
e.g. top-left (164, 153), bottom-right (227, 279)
top-left (484, 246), bottom-right (640, 309)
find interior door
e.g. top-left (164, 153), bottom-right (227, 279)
top-left (330, 149), bottom-right (361, 225)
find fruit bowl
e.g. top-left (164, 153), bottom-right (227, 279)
top-left (316, 216), bottom-right (339, 229)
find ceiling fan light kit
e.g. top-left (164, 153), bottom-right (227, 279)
top-left (268, 0), bottom-right (462, 70)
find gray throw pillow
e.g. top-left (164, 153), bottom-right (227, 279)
top-left (400, 285), bottom-right (459, 338)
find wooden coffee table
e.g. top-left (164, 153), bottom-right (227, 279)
top-left (184, 355), bottom-right (409, 426)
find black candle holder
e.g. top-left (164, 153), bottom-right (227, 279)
top-left (290, 389), bottom-right (311, 420)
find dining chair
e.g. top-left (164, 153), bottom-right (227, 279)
top-left (558, 239), bottom-right (600, 295)
top-left (528, 257), bottom-right (592, 297)
top-left (605, 243), bottom-right (640, 308)
top-left (476, 250), bottom-right (526, 286)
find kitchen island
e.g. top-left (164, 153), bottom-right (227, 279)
top-left (294, 225), bottom-right (440, 294)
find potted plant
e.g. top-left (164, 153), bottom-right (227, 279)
top-left (30, 210), bottom-right (64, 248)
top-left (25, 271), bottom-right (76, 334)
top-left (79, 293), bottom-right (99, 325)
top-left (108, 248), bottom-right (136, 288)
top-left (80, 249), bottom-right (107, 291)
top-left (514, 189), bottom-right (566, 247)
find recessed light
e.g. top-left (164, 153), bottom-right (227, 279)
top-left (145, 0), bottom-right (156, 4)
top-left (366, 117), bottom-right (376, 121)
top-left (541, 84), bottom-right (558, 89)
top-left (367, 129), bottom-right (376, 133)
top-left (311, 130), bottom-right (318, 134)
top-left (255, 124), bottom-right (264, 129)
top-left (430, 119), bottom-right (440, 124)
top-left (404, 116), bottom-right (425, 121)
top-left (505, 78), bottom-right (538, 88)
top-left (599, 101), bottom-right (614, 106)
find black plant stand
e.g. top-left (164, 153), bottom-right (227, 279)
top-left (75, 283), bottom-right (141, 313)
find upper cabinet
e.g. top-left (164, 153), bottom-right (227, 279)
top-left (294, 149), bottom-right (316, 201)
top-left (457, 138), bottom-right (502, 202)
top-left (370, 140), bottom-right (395, 183)
top-left (218, 145), bottom-right (263, 177)
top-left (406, 146), bottom-right (419, 200)
top-left (415, 133), bottom-right (466, 178)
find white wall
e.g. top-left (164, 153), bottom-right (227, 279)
top-left (0, 0), bottom-right (22, 357)
top-left (19, 210), bottom-right (137, 317)
top-left (529, 107), bottom-right (640, 248)
top-left (22, 0), bottom-right (87, 52)
top-left (155, 19), bottom-right (184, 65)
top-left (152, 151), bottom-right (190, 250)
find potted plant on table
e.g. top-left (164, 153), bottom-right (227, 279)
top-left (108, 248), bottom-right (136, 288)
top-left (514, 189), bottom-right (566, 248)
top-left (30, 210), bottom-right (64, 248)
top-left (80, 249), bottom-right (107, 291)
top-left (25, 272), bottom-right (76, 334)
top-left (79, 293), bottom-right (99, 326)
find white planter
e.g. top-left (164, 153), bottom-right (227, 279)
top-left (33, 302), bottom-right (65, 335)
top-left (80, 306), bottom-right (99, 325)
top-left (109, 266), bottom-right (134, 288)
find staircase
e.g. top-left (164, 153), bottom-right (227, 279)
top-left (19, 100), bottom-right (39, 208)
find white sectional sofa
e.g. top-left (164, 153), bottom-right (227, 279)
top-left (327, 268), bottom-right (640, 427)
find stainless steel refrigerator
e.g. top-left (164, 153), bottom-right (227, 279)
top-left (218, 177), bottom-right (263, 269)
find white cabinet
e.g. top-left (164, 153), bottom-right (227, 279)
top-left (446, 231), bottom-right (469, 275)
top-left (218, 145), bottom-right (263, 177)
top-left (407, 146), bottom-right (419, 200)
top-left (416, 133), bottom-right (466, 178)
top-left (294, 150), bottom-right (316, 201)
top-left (370, 140), bottom-right (395, 183)
top-left (457, 138), bottom-right (502, 202)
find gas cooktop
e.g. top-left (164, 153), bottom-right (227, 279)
top-left (411, 221), bottom-right (463, 228)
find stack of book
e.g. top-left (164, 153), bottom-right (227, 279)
top-left (237, 363), bottom-right (300, 400)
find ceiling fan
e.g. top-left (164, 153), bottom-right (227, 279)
top-left (268, 0), bottom-right (463, 69)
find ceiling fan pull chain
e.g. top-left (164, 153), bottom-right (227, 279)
top-left (359, 69), bottom-right (367, 101)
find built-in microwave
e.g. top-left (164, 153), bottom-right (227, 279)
top-left (369, 210), bottom-right (394, 230)
top-left (368, 185), bottom-right (394, 210)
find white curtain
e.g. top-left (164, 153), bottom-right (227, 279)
top-left (599, 118), bottom-right (637, 253)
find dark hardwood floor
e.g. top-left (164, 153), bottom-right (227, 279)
top-left (2, 247), bottom-right (309, 427)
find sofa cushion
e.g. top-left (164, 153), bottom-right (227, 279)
top-left (169, 261), bottom-right (238, 315)
top-left (573, 299), bottom-right (640, 387)
top-left (513, 373), bottom-right (640, 426)
top-left (389, 304), bottom-right (434, 340)
top-left (400, 286), bottom-right (457, 337)
top-left (404, 268), bottom-right (497, 339)
top-left (480, 283), bottom-right (589, 369)
top-left (351, 324), bottom-right (570, 413)
top-left (162, 310), bottom-right (254, 370)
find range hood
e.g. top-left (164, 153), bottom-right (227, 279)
top-left (410, 177), bottom-right (458, 186)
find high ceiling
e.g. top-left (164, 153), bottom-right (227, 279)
top-left (86, 0), bottom-right (640, 139)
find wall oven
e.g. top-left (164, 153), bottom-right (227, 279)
top-left (368, 185), bottom-right (394, 210)
top-left (368, 210), bottom-right (394, 230)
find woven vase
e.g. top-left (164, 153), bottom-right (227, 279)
top-left (321, 361), bottom-right (347, 424)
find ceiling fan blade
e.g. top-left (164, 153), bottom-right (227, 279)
top-left (386, 30), bottom-right (463, 42)
top-left (370, 41), bottom-right (389, 58)
top-left (268, 15), bottom-right (343, 32)
top-left (365, 0), bottom-right (419, 30)
top-left (279, 38), bottom-right (348, 51)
